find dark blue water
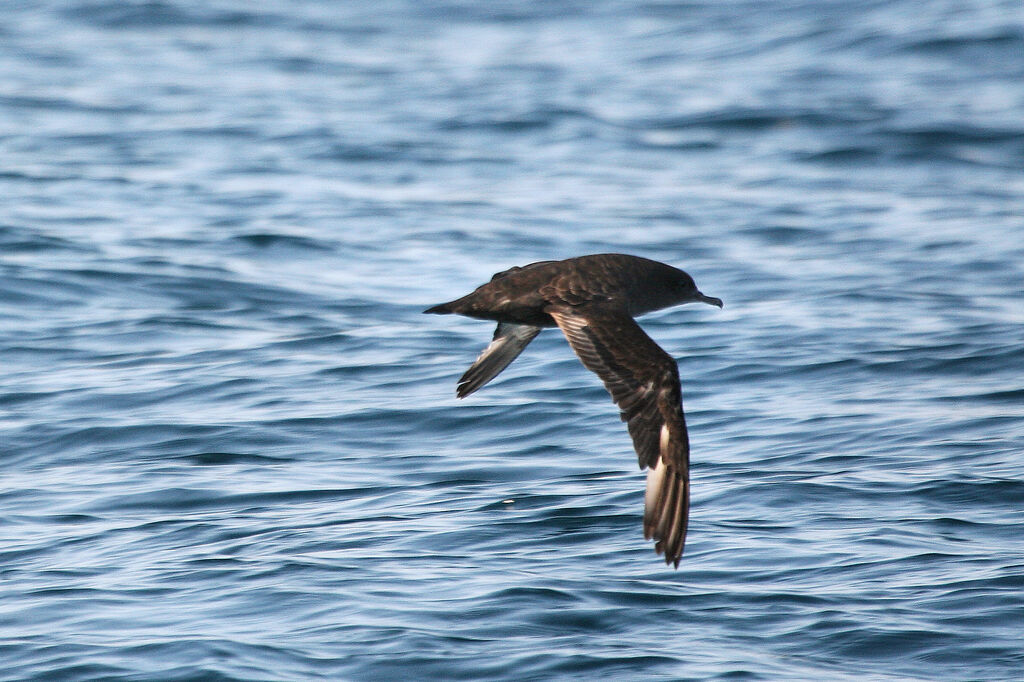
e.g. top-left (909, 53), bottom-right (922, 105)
top-left (3, 1), bottom-right (1023, 679)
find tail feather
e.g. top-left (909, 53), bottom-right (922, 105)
top-left (424, 302), bottom-right (455, 314)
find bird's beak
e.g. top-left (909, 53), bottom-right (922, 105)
top-left (696, 292), bottom-right (724, 308)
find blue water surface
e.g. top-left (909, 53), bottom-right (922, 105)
top-left (2, 1), bottom-right (1023, 680)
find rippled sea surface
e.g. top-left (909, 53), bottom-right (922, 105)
top-left (3, 1), bottom-right (1023, 680)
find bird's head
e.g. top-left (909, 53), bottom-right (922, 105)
top-left (672, 270), bottom-right (723, 309)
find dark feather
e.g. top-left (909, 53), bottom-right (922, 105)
top-left (547, 303), bottom-right (690, 567)
top-left (456, 323), bottom-right (541, 398)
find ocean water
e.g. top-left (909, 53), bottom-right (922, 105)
top-left (2, 1), bottom-right (1023, 679)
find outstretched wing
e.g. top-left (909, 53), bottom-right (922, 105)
top-left (547, 304), bottom-right (691, 567)
top-left (456, 323), bottom-right (542, 398)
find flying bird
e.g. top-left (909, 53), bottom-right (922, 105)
top-left (425, 253), bottom-right (722, 567)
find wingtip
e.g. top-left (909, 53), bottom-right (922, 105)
top-left (654, 540), bottom-right (684, 569)
top-left (644, 452), bottom-right (688, 569)
top-left (667, 539), bottom-right (685, 568)
top-left (455, 370), bottom-right (480, 398)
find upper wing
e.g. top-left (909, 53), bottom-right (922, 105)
top-left (547, 304), bottom-right (691, 567)
top-left (457, 323), bottom-right (542, 398)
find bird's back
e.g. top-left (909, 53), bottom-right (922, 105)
top-left (432, 254), bottom-right (683, 323)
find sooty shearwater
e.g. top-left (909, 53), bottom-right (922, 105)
top-left (425, 253), bottom-right (723, 568)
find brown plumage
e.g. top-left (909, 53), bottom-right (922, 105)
top-left (424, 253), bottom-right (722, 568)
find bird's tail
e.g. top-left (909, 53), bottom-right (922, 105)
top-left (424, 301), bottom-right (455, 314)
top-left (425, 293), bottom-right (478, 315)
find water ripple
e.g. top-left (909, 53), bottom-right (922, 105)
top-left (2, 0), bottom-right (1022, 680)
